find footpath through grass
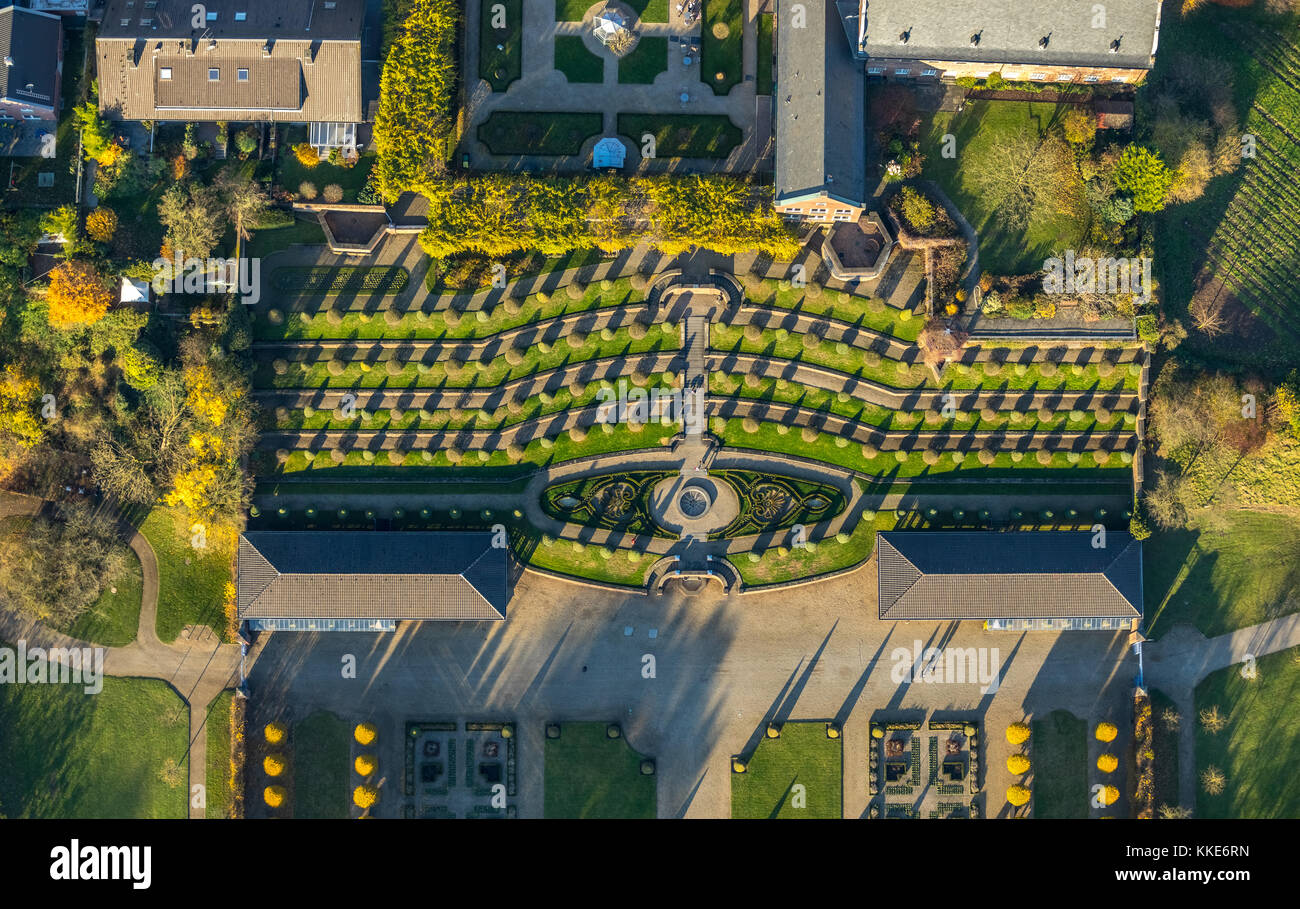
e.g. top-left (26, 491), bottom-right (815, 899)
top-left (544, 722), bottom-right (656, 818)
top-left (0, 673), bottom-right (189, 818)
top-left (1144, 510), bottom-right (1300, 639)
top-left (732, 722), bottom-right (843, 818)
top-left (1195, 646), bottom-right (1300, 818)
top-left (138, 506), bottom-right (234, 643)
top-left (1030, 709), bottom-right (1088, 818)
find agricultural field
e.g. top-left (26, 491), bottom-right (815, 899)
top-left (1151, 6), bottom-right (1300, 372)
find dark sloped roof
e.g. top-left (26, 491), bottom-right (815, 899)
top-left (775, 0), bottom-right (866, 208)
top-left (861, 0), bottom-right (1161, 71)
top-left (877, 531), bottom-right (1142, 621)
top-left (238, 532), bottom-right (509, 622)
top-left (99, 0), bottom-right (364, 42)
top-left (0, 6), bottom-right (63, 110)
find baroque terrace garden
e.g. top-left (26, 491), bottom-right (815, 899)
top-left (244, 253), bottom-right (1144, 602)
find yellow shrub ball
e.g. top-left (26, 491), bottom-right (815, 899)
top-left (1097, 753), bottom-right (1119, 773)
top-left (263, 754), bottom-right (286, 777)
top-left (263, 721), bottom-right (286, 745)
top-left (1006, 722), bottom-right (1030, 745)
top-left (1006, 754), bottom-right (1031, 775)
top-left (1006, 784), bottom-right (1031, 807)
top-left (354, 722), bottom-right (377, 746)
top-left (353, 785), bottom-right (378, 809)
top-left (263, 785), bottom-right (286, 808)
top-left (1095, 721), bottom-right (1118, 743)
top-left (354, 754), bottom-right (377, 776)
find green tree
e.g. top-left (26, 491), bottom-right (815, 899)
top-left (1115, 145), bottom-right (1174, 213)
top-left (159, 182), bottom-right (225, 260)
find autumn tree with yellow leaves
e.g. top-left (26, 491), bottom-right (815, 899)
top-left (46, 260), bottom-right (114, 327)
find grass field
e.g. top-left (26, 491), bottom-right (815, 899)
top-left (544, 723), bottom-right (656, 818)
top-left (206, 690), bottom-right (236, 819)
top-left (732, 722), bottom-right (842, 818)
top-left (273, 130), bottom-right (376, 202)
top-left (553, 35), bottom-right (605, 84)
top-left (701, 0), bottom-right (744, 96)
top-left (0, 672), bottom-right (189, 818)
top-left (1030, 710), bottom-right (1088, 818)
top-left (480, 0), bottom-right (523, 92)
top-left (619, 36), bottom-right (668, 84)
top-left (478, 109), bottom-right (604, 156)
top-left (919, 101), bottom-right (1089, 274)
top-left (756, 13), bottom-right (774, 94)
top-left (1150, 688), bottom-right (1180, 816)
top-left (138, 506), bottom-right (234, 643)
top-left (293, 711), bottom-right (350, 819)
top-left (616, 113), bottom-right (743, 158)
top-left (1144, 510), bottom-right (1300, 638)
top-left (60, 546), bottom-right (143, 647)
top-left (1194, 646), bottom-right (1300, 818)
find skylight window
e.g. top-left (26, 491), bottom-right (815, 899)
top-left (208, 68), bottom-right (220, 81)
top-left (160, 67), bottom-right (172, 79)
top-left (238, 68), bottom-right (249, 82)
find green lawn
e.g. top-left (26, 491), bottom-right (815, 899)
top-left (553, 35), bottom-right (605, 84)
top-left (701, 0), bottom-right (744, 95)
top-left (1144, 511), bottom-right (1300, 639)
top-left (478, 109), bottom-right (604, 156)
top-left (918, 100), bottom-right (1089, 274)
top-left (59, 546), bottom-right (143, 647)
top-left (1195, 646), bottom-right (1300, 818)
top-left (480, 0), bottom-right (523, 91)
top-left (1030, 710), bottom-right (1088, 818)
top-left (756, 13), bottom-right (774, 95)
top-left (273, 131), bottom-right (376, 203)
top-left (206, 690), bottom-right (236, 819)
top-left (617, 113), bottom-right (743, 158)
top-left (735, 510), bottom-right (896, 588)
top-left (619, 36), bottom-right (667, 84)
top-left (556, 0), bottom-right (668, 21)
top-left (544, 722), bottom-right (657, 818)
top-left (293, 710), bottom-right (350, 819)
top-left (732, 722), bottom-right (843, 818)
top-left (138, 506), bottom-right (234, 643)
top-left (1150, 688), bottom-right (1180, 815)
top-left (247, 218), bottom-right (328, 260)
top-left (0, 672), bottom-right (189, 818)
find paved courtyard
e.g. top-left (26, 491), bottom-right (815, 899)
top-left (245, 555), bottom-right (1140, 818)
top-left (462, 0), bottom-right (767, 173)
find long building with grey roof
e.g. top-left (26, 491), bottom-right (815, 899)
top-left (773, 0), bottom-right (867, 225)
top-left (843, 0), bottom-right (1162, 84)
top-left (237, 531), bottom-right (510, 632)
top-left (876, 531), bottom-right (1142, 631)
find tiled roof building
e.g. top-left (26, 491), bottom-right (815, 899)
top-left (876, 531), bottom-right (1142, 631)
top-left (237, 531), bottom-right (511, 632)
